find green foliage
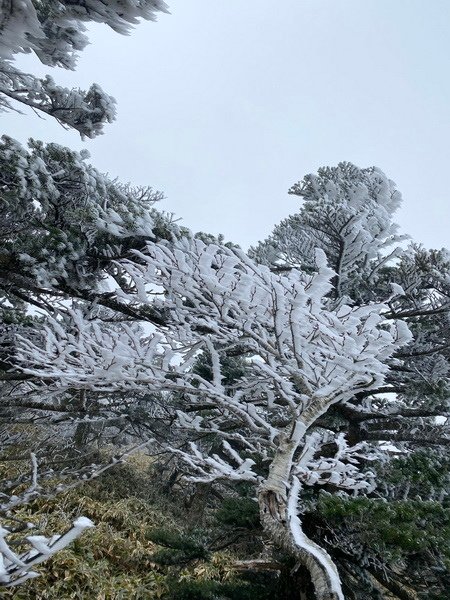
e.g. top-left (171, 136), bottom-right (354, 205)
top-left (192, 351), bottom-right (247, 388)
top-left (377, 450), bottom-right (450, 500)
top-left (148, 529), bottom-right (210, 565)
top-left (215, 498), bottom-right (260, 530)
top-left (163, 578), bottom-right (274, 600)
top-left (313, 493), bottom-right (450, 598)
top-left (317, 495), bottom-right (450, 561)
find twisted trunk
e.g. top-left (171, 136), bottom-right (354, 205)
top-left (258, 421), bottom-right (344, 600)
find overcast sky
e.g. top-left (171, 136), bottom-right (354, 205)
top-left (3, 0), bottom-right (450, 250)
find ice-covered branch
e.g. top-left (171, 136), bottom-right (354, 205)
top-left (294, 433), bottom-right (377, 493)
top-left (0, 62), bottom-right (116, 138)
top-left (16, 237), bottom-right (412, 451)
top-left (170, 441), bottom-right (259, 484)
top-left (0, 0), bottom-right (168, 135)
top-left (0, 517), bottom-right (94, 587)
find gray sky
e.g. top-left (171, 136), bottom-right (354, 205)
top-left (3, 0), bottom-right (450, 250)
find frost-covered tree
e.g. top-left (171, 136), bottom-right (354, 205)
top-left (0, 136), bottom-right (177, 497)
top-left (13, 236), bottom-right (413, 599)
top-left (250, 162), bottom-right (408, 300)
top-left (0, 0), bottom-right (169, 136)
top-left (4, 162), bottom-right (450, 599)
top-left (251, 164), bottom-right (450, 451)
top-left (250, 163), bottom-right (450, 598)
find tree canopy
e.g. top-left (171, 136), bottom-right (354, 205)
top-left (1, 4), bottom-right (449, 598)
top-left (1, 149), bottom-right (448, 598)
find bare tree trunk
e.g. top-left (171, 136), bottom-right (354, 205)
top-left (258, 422), bottom-right (344, 600)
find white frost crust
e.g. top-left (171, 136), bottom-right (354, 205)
top-left (0, 0), bottom-right (43, 59)
top-left (14, 236), bottom-right (413, 498)
top-left (287, 477), bottom-right (344, 600)
top-left (0, 516), bottom-right (94, 587)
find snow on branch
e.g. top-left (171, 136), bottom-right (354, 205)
top-left (9, 227), bottom-right (417, 599)
top-left (14, 237), bottom-right (412, 493)
top-left (0, 517), bottom-right (94, 587)
top-left (251, 163), bottom-right (408, 299)
top-left (0, 63), bottom-right (116, 138)
top-left (294, 432), bottom-right (377, 493)
top-left (16, 239), bottom-right (412, 407)
top-left (0, 0), bottom-right (168, 135)
top-left (169, 441), bottom-right (259, 484)
top-left (0, 0), bottom-right (169, 64)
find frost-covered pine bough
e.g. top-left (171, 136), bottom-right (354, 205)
top-left (0, 0), bottom-right (169, 136)
top-left (0, 136), bottom-right (178, 494)
top-left (0, 136), bottom-right (172, 308)
top-left (250, 162), bottom-right (409, 299)
top-left (16, 233), bottom-right (412, 599)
